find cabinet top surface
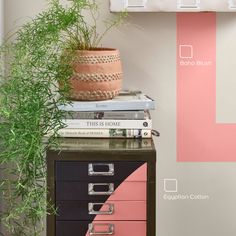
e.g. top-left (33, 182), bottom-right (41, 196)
top-left (47, 138), bottom-right (156, 152)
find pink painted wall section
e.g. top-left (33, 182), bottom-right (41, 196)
top-left (177, 13), bottom-right (236, 162)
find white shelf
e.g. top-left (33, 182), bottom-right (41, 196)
top-left (110, 0), bottom-right (236, 12)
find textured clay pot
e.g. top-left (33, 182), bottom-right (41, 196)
top-left (69, 48), bottom-right (123, 101)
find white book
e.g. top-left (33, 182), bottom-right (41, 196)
top-left (63, 117), bottom-right (152, 129)
top-left (56, 137), bottom-right (153, 150)
top-left (64, 110), bottom-right (146, 120)
top-left (55, 128), bottom-right (152, 139)
top-left (59, 91), bottom-right (155, 111)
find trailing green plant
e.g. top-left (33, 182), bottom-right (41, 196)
top-left (0, 0), bottom-right (126, 235)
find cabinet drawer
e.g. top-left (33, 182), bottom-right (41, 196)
top-left (55, 161), bottom-right (147, 182)
top-left (56, 182), bottom-right (146, 201)
top-left (56, 221), bottom-right (146, 236)
top-left (56, 200), bottom-right (146, 221)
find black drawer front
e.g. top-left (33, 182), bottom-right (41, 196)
top-left (56, 200), bottom-right (146, 221)
top-left (56, 182), bottom-right (119, 201)
top-left (56, 201), bottom-right (102, 221)
top-left (56, 221), bottom-right (91, 236)
top-left (56, 181), bottom-right (146, 201)
top-left (56, 161), bottom-right (145, 182)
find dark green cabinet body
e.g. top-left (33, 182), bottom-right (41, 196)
top-left (47, 138), bottom-right (156, 236)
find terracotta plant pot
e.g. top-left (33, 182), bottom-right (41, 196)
top-left (68, 48), bottom-right (123, 101)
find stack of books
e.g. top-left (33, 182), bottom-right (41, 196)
top-left (57, 91), bottom-right (155, 139)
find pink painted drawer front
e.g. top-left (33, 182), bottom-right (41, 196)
top-left (56, 200), bottom-right (146, 221)
top-left (86, 221), bottom-right (146, 236)
top-left (123, 163), bottom-right (147, 182)
top-left (95, 201), bottom-right (146, 221)
top-left (56, 221), bottom-right (146, 236)
top-left (108, 181), bottom-right (147, 201)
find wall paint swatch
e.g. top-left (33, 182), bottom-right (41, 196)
top-left (177, 13), bottom-right (236, 162)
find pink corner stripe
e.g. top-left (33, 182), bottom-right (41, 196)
top-left (85, 164), bottom-right (147, 235)
top-left (125, 163), bottom-right (147, 181)
top-left (177, 13), bottom-right (236, 162)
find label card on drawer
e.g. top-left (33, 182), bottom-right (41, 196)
top-left (88, 163), bottom-right (114, 176)
top-left (88, 183), bottom-right (114, 196)
top-left (89, 223), bottom-right (114, 235)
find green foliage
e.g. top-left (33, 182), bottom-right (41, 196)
top-left (63, 1), bottom-right (127, 50)
top-left (0, 1), bottom-right (84, 235)
top-left (0, 1), bottom-right (126, 235)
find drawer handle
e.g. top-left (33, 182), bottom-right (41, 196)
top-left (88, 183), bottom-right (114, 195)
top-left (88, 163), bottom-right (114, 176)
top-left (88, 203), bottom-right (114, 215)
top-left (89, 223), bottom-right (114, 235)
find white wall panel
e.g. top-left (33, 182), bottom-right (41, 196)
top-left (110, 0), bottom-right (236, 12)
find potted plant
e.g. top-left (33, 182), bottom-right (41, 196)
top-left (67, 47), bottom-right (123, 101)
top-left (0, 0), bottom-right (126, 235)
top-left (63, 2), bottom-right (125, 101)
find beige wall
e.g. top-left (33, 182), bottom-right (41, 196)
top-left (0, 0), bottom-right (3, 41)
top-left (3, 1), bottom-right (236, 236)
top-left (0, 1), bottom-right (3, 233)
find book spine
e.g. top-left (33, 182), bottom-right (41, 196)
top-left (65, 111), bottom-right (146, 120)
top-left (63, 119), bottom-right (152, 129)
top-left (58, 138), bottom-right (153, 149)
top-left (56, 128), bottom-right (152, 138)
top-left (58, 101), bottom-right (155, 111)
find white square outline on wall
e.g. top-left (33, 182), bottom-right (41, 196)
top-left (164, 179), bottom-right (178, 193)
top-left (229, 0), bottom-right (236, 9)
top-left (179, 45), bottom-right (193, 59)
top-left (177, 0), bottom-right (200, 9)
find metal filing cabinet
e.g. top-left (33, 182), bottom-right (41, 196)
top-left (47, 138), bottom-right (156, 236)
